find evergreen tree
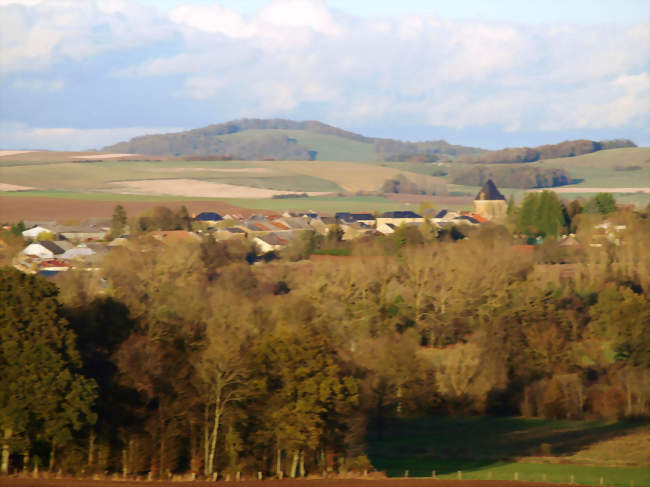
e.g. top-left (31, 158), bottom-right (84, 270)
top-left (110, 205), bottom-right (127, 238)
top-left (516, 192), bottom-right (539, 235)
top-left (0, 268), bottom-right (97, 473)
top-left (535, 190), bottom-right (567, 237)
top-left (585, 192), bottom-right (617, 214)
top-left (175, 205), bottom-right (192, 230)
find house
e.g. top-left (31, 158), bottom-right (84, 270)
top-left (253, 233), bottom-right (292, 253)
top-left (452, 215), bottom-right (480, 225)
top-left (214, 227), bottom-right (247, 241)
top-left (278, 217), bottom-right (312, 231)
top-left (57, 224), bottom-right (108, 241)
top-left (21, 240), bottom-right (69, 259)
top-left (376, 211), bottom-right (424, 226)
top-left (39, 259), bottom-right (71, 272)
top-left (376, 222), bottom-right (397, 235)
top-left (61, 243), bottom-right (110, 263)
top-left (472, 179), bottom-right (507, 221)
top-left (150, 230), bottom-right (202, 243)
top-left (335, 212), bottom-right (376, 226)
top-left (341, 222), bottom-right (375, 240)
top-left (194, 212), bottom-right (223, 225)
top-left (22, 225), bottom-right (56, 240)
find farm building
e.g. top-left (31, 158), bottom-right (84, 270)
top-left (376, 211), bottom-right (424, 226)
top-left (21, 240), bottom-right (71, 259)
top-left (194, 212), bottom-right (223, 225)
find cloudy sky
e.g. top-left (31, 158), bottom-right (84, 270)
top-left (0, 0), bottom-right (648, 150)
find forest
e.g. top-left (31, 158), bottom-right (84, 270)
top-left (1, 196), bottom-right (649, 479)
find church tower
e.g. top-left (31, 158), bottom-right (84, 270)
top-left (473, 179), bottom-right (507, 221)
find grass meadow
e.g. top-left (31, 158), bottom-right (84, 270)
top-left (222, 129), bottom-right (377, 161)
top-left (367, 417), bottom-right (650, 486)
top-left (1, 147), bottom-right (649, 213)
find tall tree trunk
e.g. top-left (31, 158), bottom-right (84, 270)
top-left (290, 450), bottom-right (299, 478)
top-left (275, 446), bottom-right (282, 478)
top-left (203, 404), bottom-right (210, 476)
top-left (1, 427), bottom-right (11, 475)
top-left (48, 442), bottom-right (56, 472)
top-left (122, 447), bottom-right (128, 477)
top-left (206, 389), bottom-right (222, 476)
top-left (88, 430), bottom-right (95, 467)
top-left (299, 450), bottom-right (305, 477)
top-left (23, 450), bottom-right (29, 472)
top-left (159, 408), bottom-right (165, 478)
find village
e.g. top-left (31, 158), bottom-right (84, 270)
top-left (9, 181), bottom-right (512, 275)
top-left (7, 179), bottom-right (632, 277)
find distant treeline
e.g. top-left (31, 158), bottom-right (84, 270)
top-left (460, 139), bottom-right (636, 164)
top-left (451, 166), bottom-right (573, 189)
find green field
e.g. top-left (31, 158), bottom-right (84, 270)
top-left (223, 129), bottom-right (377, 161)
top-left (1, 148), bottom-right (649, 210)
top-left (0, 158), bottom-right (424, 194)
top-left (367, 416), bottom-right (650, 486)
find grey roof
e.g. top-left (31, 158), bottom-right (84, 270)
top-left (195, 212), bottom-right (223, 221)
top-left (225, 227), bottom-right (246, 234)
top-left (435, 209), bottom-right (448, 218)
top-left (380, 211), bottom-right (423, 218)
top-left (335, 212), bottom-right (376, 223)
top-left (38, 241), bottom-right (65, 254)
top-left (475, 179), bottom-right (506, 201)
top-left (454, 215), bottom-right (480, 224)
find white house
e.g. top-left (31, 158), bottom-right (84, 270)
top-left (21, 241), bottom-right (66, 259)
top-left (22, 225), bottom-right (55, 240)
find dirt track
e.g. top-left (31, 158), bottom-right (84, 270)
top-left (0, 196), bottom-right (275, 222)
top-left (0, 479), bottom-right (575, 487)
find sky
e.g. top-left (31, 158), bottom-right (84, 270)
top-left (0, 0), bottom-right (649, 150)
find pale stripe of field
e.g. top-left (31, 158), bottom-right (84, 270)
top-left (72, 153), bottom-right (137, 160)
top-left (109, 179), bottom-right (330, 198)
top-left (0, 183), bottom-right (36, 191)
top-left (0, 150), bottom-right (37, 157)
top-left (539, 187), bottom-right (650, 193)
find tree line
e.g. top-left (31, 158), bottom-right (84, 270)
top-left (1, 198), bottom-right (649, 477)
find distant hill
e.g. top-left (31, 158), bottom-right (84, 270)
top-left (460, 139), bottom-right (637, 164)
top-left (102, 118), bottom-right (484, 161)
top-left (103, 119), bottom-right (637, 164)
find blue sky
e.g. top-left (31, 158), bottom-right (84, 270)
top-left (1, 0), bottom-right (649, 150)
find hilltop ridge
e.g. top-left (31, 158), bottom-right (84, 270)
top-left (102, 118), bottom-right (637, 163)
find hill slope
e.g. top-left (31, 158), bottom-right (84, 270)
top-left (102, 118), bottom-right (484, 161)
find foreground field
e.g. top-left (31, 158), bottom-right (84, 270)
top-left (0, 479), bottom-right (578, 487)
top-left (367, 417), bottom-right (649, 486)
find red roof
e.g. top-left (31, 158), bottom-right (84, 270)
top-left (472, 213), bottom-right (488, 223)
top-left (40, 259), bottom-right (71, 268)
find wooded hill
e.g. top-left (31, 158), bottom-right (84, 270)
top-left (102, 118), bottom-right (636, 164)
top-left (460, 139), bottom-right (637, 164)
top-left (102, 119), bottom-right (484, 161)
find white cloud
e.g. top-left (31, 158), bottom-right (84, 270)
top-left (1, 0), bottom-right (649, 137)
top-left (0, 0), bottom-right (172, 75)
top-left (0, 122), bottom-right (185, 150)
